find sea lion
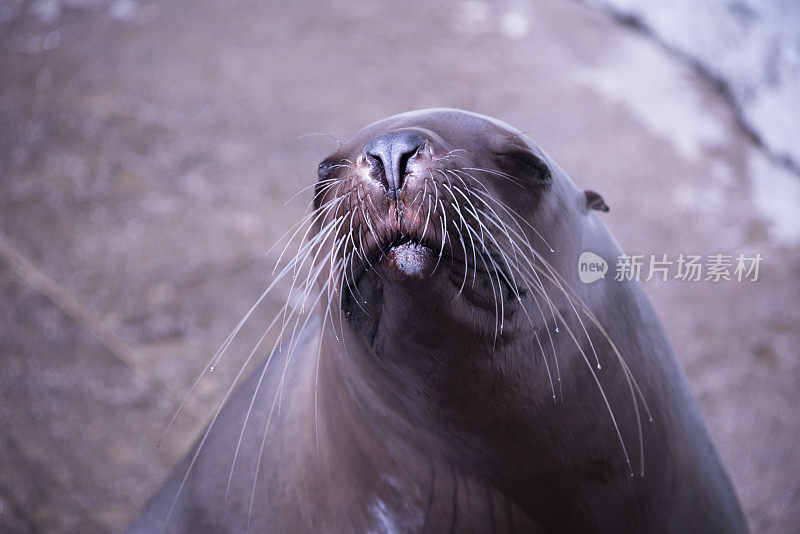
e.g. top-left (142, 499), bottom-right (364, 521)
top-left (128, 108), bottom-right (748, 533)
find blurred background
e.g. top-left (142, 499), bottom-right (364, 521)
top-left (0, 0), bottom-right (798, 532)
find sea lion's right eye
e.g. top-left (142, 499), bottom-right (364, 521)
top-left (494, 148), bottom-right (552, 185)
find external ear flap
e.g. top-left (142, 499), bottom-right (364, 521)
top-left (584, 190), bottom-right (609, 212)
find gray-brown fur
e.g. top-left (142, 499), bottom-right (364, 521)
top-left (129, 109), bottom-right (747, 533)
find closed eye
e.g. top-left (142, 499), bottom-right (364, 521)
top-left (493, 149), bottom-right (551, 184)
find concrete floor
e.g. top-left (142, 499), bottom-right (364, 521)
top-left (0, 0), bottom-right (798, 532)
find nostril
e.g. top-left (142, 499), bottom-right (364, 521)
top-left (397, 147), bottom-right (416, 176)
top-left (366, 151), bottom-right (384, 170)
top-left (363, 131), bottom-right (424, 199)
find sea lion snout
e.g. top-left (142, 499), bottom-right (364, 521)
top-left (363, 130), bottom-right (425, 199)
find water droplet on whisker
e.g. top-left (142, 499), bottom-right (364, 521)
top-left (209, 365), bottom-right (215, 373)
top-left (596, 363), bottom-right (602, 370)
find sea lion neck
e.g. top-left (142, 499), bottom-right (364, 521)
top-left (319, 289), bottom-right (543, 462)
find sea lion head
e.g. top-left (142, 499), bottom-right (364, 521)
top-left (311, 109), bottom-right (604, 350)
top-left (300, 107), bottom-right (635, 479)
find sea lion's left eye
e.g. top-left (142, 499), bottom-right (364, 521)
top-left (314, 161), bottom-right (339, 210)
top-left (318, 160), bottom-right (337, 180)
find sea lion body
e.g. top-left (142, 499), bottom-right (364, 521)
top-left (129, 109), bottom-right (747, 533)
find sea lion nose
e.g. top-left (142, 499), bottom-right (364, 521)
top-left (364, 131), bottom-right (423, 200)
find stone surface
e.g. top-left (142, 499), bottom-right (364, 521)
top-left (581, 0), bottom-right (800, 177)
top-left (0, 0), bottom-right (797, 532)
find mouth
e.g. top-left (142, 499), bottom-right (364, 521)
top-left (337, 219), bottom-right (526, 335)
top-left (350, 229), bottom-right (517, 296)
top-left (341, 231), bottom-right (524, 339)
top-left (350, 232), bottom-right (439, 283)
top-left (383, 239), bottom-right (437, 279)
